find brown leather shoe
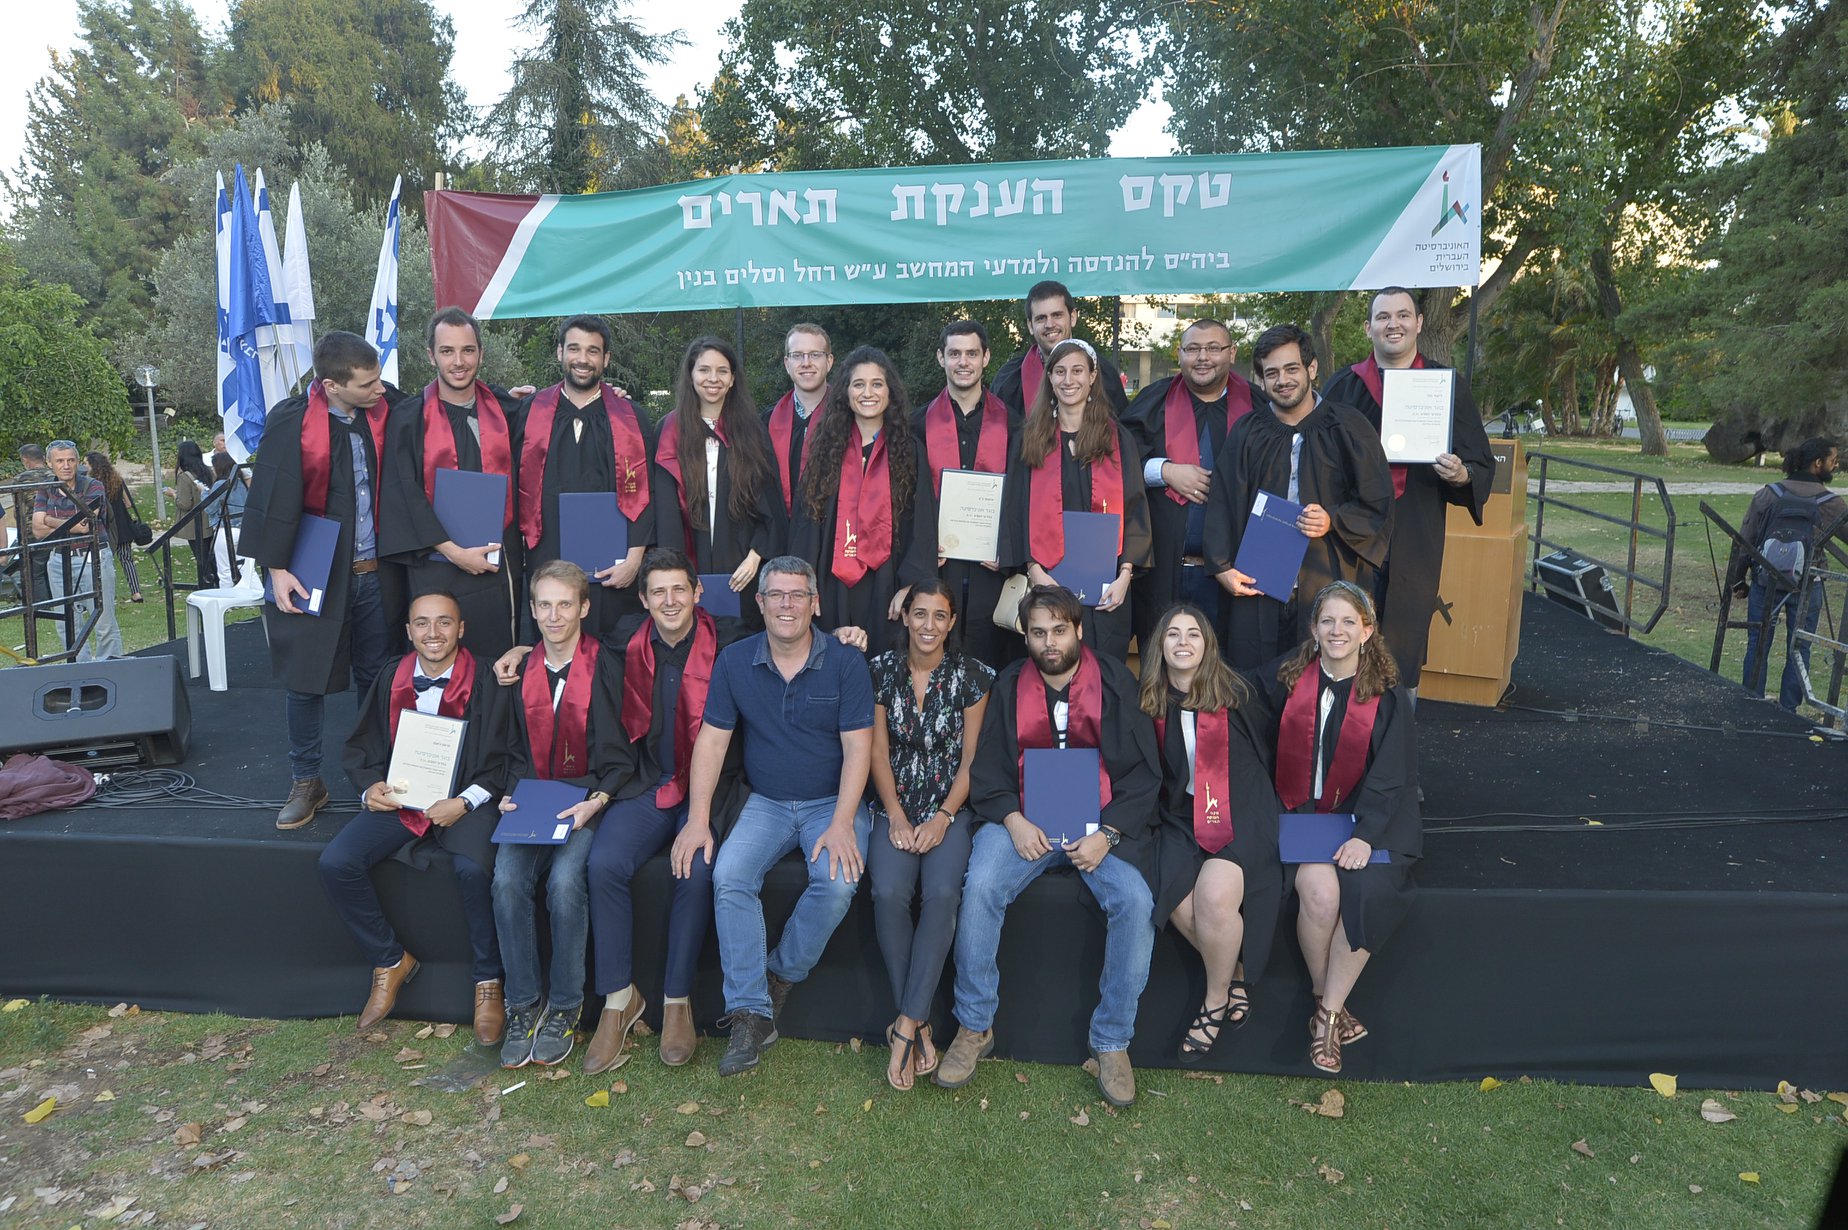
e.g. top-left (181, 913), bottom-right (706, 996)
top-left (931, 1025), bottom-right (994, 1089)
top-left (276, 778), bottom-right (328, 830)
top-left (583, 990), bottom-right (647, 1075)
top-left (473, 979), bottom-right (506, 1047)
top-left (1094, 1048), bottom-right (1136, 1107)
top-left (658, 1001), bottom-right (697, 1066)
top-left (356, 953), bottom-right (419, 1030)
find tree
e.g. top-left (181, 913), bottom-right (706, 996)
top-left (483, 0), bottom-right (684, 194)
top-left (219, 0), bottom-right (464, 206)
top-left (0, 246), bottom-right (135, 456)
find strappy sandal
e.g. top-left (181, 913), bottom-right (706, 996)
top-left (1225, 980), bottom-right (1252, 1029)
top-left (1309, 1006), bottom-right (1343, 1074)
top-left (1178, 1000), bottom-right (1232, 1066)
top-left (886, 1027), bottom-right (919, 1091)
top-left (1309, 998), bottom-right (1367, 1045)
top-left (913, 1024), bottom-right (939, 1077)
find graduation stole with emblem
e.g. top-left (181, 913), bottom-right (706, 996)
top-left (517, 382), bottom-right (649, 548)
top-left (300, 380), bottom-right (388, 517)
top-left (520, 636), bottom-right (600, 780)
top-left (1275, 667), bottom-right (1380, 812)
top-left (1027, 429), bottom-right (1124, 567)
top-left (832, 431), bottom-right (893, 585)
top-left (1153, 704), bottom-right (1234, 853)
top-left (1015, 647), bottom-right (1113, 807)
top-left (386, 648), bottom-right (478, 836)
top-left (923, 388), bottom-right (1009, 497)
top-left (420, 381), bottom-right (514, 528)
top-left (1352, 352), bottom-right (1427, 500)
top-left (621, 609), bottom-right (718, 809)
top-left (1158, 376), bottom-right (1254, 506)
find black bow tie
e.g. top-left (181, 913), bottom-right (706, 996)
top-left (412, 674), bottom-right (445, 693)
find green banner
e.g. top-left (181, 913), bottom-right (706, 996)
top-left (427, 146), bottom-right (1481, 319)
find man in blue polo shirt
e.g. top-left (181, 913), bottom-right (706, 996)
top-left (675, 555), bottom-right (873, 1075)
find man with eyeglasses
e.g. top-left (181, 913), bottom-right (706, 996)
top-left (30, 439), bottom-right (120, 661)
top-left (1123, 319), bottom-right (1262, 655)
top-left (677, 555), bottom-right (873, 1076)
top-left (764, 324), bottom-right (835, 518)
top-left (991, 280), bottom-right (1130, 419)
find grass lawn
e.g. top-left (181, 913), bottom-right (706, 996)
top-left (1, 1000), bottom-right (1842, 1229)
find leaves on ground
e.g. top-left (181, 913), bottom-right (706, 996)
top-left (1572, 1139), bottom-right (1595, 1158)
top-left (1700, 1099), bottom-right (1736, 1124)
top-left (1480, 1077), bottom-right (1504, 1092)
top-left (584, 1090), bottom-right (610, 1108)
top-left (22, 1096), bottom-right (56, 1124)
top-left (1739, 1172), bottom-right (1760, 1184)
top-left (495, 1204), bottom-right (524, 1224)
top-left (1649, 1073), bottom-right (1678, 1098)
top-left (1317, 1163), bottom-right (1345, 1183)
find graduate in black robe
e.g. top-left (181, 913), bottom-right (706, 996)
top-left (901, 320), bottom-right (1025, 670)
top-left (790, 347), bottom-right (919, 651)
top-left (762, 323), bottom-right (835, 537)
top-left (512, 317), bottom-right (659, 643)
top-left (1255, 581), bottom-right (1419, 1076)
top-left (379, 311), bottom-right (524, 662)
top-left (1204, 326), bottom-right (1394, 669)
top-left (991, 279), bottom-right (1130, 419)
top-left (1123, 320), bottom-right (1266, 656)
top-left (1321, 289), bottom-right (1494, 685)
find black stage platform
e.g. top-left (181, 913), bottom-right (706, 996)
top-left (2, 600), bottom-right (1845, 1088)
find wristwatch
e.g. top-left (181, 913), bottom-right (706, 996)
top-left (589, 791), bottom-right (612, 808)
top-left (1098, 825), bottom-right (1122, 849)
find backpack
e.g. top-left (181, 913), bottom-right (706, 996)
top-left (1755, 481), bottom-right (1835, 590)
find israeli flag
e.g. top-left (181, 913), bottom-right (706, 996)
top-left (224, 164), bottom-right (280, 460)
top-left (365, 175), bottom-right (402, 387)
top-left (251, 170), bottom-right (299, 409)
top-left (214, 172), bottom-right (243, 459)
top-left (281, 183), bottom-right (318, 388)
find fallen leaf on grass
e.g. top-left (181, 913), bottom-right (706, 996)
top-left (1070, 1108), bottom-right (1090, 1126)
top-left (93, 1090), bottom-right (116, 1103)
top-left (1800, 1089), bottom-right (1822, 1104)
top-left (1015, 1072), bottom-right (1029, 1084)
top-left (495, 1204), bottom-right (523, 1224)
top-left (433, 1024), bottom-right (457, 1038)
top-left (400, 1110), bottom-right (433, 1126)
top-left (584, 1091), bottom-right (609, 1108)
top-left (308, 1063), bottom-right (333, 1077)
top-left (677, 1101), bottom-right (701, 1115)
top-left (1018, 1111), bottom-right (1029, 1121)
top-left (363, 1031), bottom-right (389, 1043)
top-left (1739, 1172), bottom-right (1760, 1184)
top-left (107, 1002), bottom-right (132, 1017)
top-left (1700, 1099), bottom-right (1736, 1124)
top-left (1649, 1073), bottom-right (1678, 1098)
top-left (395, 1047), bottom-right (424, 1063)
top-left (1689, 1184), bottom-right (1702, 1194)
top-left (610, 1080), bottom-right (628, 1095)
top-left (508, 1153), bottom-right (531, 1171)
top-left (2, 999), bottom-right (28, 1012)
top-left (78, 1025), bottom-right (112, 1042)
top-left (1776, 1103), bottom-right (1800, 1114)
top-left (539, 1067), bottom-right (571, 1082)
top-left (861, 1099), bottom-right (873, 1112)
top-left (685, 1131), bottom-right (707, 1147)
top-left (1479, 1077), bottom-right (1503, 1092)
top-left (22, 1097), bottom-right (56, 1124)
top-left (86, 1195), bottom-right (137, 1218)
top-left (1571, 1139), bottom-right (1595, 1158)
top-left (220, 1116), bottom-right (248, 1133)
top-left (1777, 1080), bottom-right (1798, 1103)
top-left (493, 1177), bottom-right (509, 1194)
top-left (1316, 1163), bottom-right (1344, 1184)
top-left (173, 1123), bottom-right (203, 1146)
top-left (849, 1037), bottom-right (862, 1053)
top-left (1829, 1092), bottom-right (1848, 1107)
top-left (414, 1025), bottom-right (434, 1039)
top-left (1314, 1089), bottom-right (1345, 1118)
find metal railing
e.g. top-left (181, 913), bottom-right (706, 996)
top-left (2, 474), bottom-right (105, 665)
top-left (1527, 451), bottom-right (1677, 634)
top-left (144, 467), bottom-right (252, 642)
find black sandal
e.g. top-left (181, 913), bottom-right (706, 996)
top-left (886, 1026), bottom-right (919, 1091)
top-left (1177, 1000), bottom-right (1232, 1066)
top-left (1225, 980), bottom-right (1252, 1029)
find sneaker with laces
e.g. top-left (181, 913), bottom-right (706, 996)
top-left (500, 1001), bottom-right (542, 1069)
top-left (530, 1004), bottom-right (578, 1066)
top-left (717, 1011), bottom-right (777, 1076)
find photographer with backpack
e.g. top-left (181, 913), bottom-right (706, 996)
top-left (1728, 437), bottom-right (1846, 711)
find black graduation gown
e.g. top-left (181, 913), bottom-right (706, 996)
top-left (901, 391), bottom-right (1024, 670)
top-left (790, 436), bottom-right (917, 654)
top-left (605, 612), bottom-right (751, 841)
top-left (495, 640), bottom-right (636, 831)
top-left (1203, 399), bottom-right (1395, 668)
top-left (992, 347), bottom-right (1131, 418)
top-left (512, 387), bottom-right (660, 641)
top-left (1123, 375), bottom-right (1265, 651)
top-left (1256, 665), bottom-right (1419, 954)
top-left (243, 395), bottom-right (385, 695)
top-left (379, 385), bottom-right (522, 662)
top-left (1322, 360), bottom-right (1494, 682)
top-left (651, 425), bottom-right (779, 637)
top-left (761, 395), bottom-right (820, 548)
top-left (968, 654), bottom-right (1164, 918)
top-left (1154, 691), bottom-right (1284, 982)
top-left (342, 652), bottom-right (508, 874)
top-left (1008, 424), bottom-right (1154, 663)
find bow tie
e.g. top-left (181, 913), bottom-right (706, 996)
top-left (412, 674), bottom-right (445, 693)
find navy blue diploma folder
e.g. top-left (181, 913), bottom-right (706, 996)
top-left (262, 512), bottom-right (339, 616)
top-left (431, 468), bottom-right (507, 564)
top-left (1024, 747), bottom-right (1102, 847)
top-left (559, 492), bottom-right (627, 575)
top-left (1278, 813), bottom-right (1392, 864)
top-left (1050, 512), bottom-right (1120, 607)
top-left (697, 574), bottom-right (742, 618)
top-left (492, 779), bottom-right (590, 845)
top-left (1233, 491), bottom-right (1310, 600)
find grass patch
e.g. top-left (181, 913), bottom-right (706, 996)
top-left (1, 1000), bottom-right (1842, 1228)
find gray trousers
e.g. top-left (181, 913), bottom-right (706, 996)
top-left (868, 810), bottom-right (974, 1022)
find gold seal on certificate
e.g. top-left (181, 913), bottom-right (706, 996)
top-left (937, 469), bottom-right (1006, 562)
top-left (384, 711), bottom-right (468, 811)
top-left (1380, 368), bottom-right (1455, 464)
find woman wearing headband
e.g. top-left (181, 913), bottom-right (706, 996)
top-left (1260, 581), bottom-right (1419, 1075)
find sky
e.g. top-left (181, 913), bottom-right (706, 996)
top-left (2, 0), bottom-right (1173, 203)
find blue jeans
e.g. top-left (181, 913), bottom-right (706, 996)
top-left (492, 826), bottom-right (595, 1012)
top-left (285, 570), bottom-right (390, 781)
top-left (952, 822), bottom-right (1155, 1053)
top-left (588, 796), bottom-right (713, 999)
top-left (48, 547), bottom-right (121, 661)
top-left (712, 796), bottom-right (870, 1018)
top-left (318, 812), bottom-right (501, 983)
top-left (1743, 582), bottom-right (1823, 711)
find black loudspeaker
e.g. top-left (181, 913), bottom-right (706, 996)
top-left (1534, 549), bottom-right (1625, 631)
top-left (0, 655), bottom-right (191, 768)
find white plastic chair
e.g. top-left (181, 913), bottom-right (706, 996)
top-left (186, 544), bottom-right (265, 692)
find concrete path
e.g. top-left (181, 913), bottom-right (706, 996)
top-left (1529, 480), bottom-right (1764, 495)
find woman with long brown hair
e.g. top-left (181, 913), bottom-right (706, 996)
top-left (1261, 581), bottom-right (1419, 1075)
top-left (654, 336), bottom-right (779, 631)
top-left (1138, 603), bottom-right (1283, 1064)
top-left (85, 450), bottom-right (144, 602)
top-left (793, 345), bottom-right (918, 647)
top-left (1014, 338), bottom-right (1151, 661)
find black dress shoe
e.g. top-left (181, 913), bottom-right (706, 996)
top-left (276, 778), bottom-right (328, 830)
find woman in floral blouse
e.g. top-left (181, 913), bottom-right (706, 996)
top-left (867, 579), bottom-right (993, 1090)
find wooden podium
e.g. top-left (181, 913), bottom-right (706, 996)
top-left (1417, 438), bottom-right (1528, 706)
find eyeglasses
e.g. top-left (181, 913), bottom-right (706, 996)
top-left (785, 351), bottom-right (829, 364)
top-left (1179, 343), bottom-right (1231, 358)
top-left (760, 589), bottom-right (814, 606)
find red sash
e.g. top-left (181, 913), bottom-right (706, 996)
top-left (621, 609), bottom-right (718, 808)
top-left (1020, 348), bottom-right (1045, 413)
top-left (833, 431), bottom-right (893, 585)
top-left (1159, 376), bottom-right (1255, 506)
top-left (1027, 429), bottom-right (1125, 567)
top-left (386, 649), bottom-right (477, 836)
top-left (301, 380), bottom-right (388, 517)
top-left (518, 383), bottom-right (650, 549)
top-left (1352, 353), bottom-right (1427, 500)
top-left (1153, 705), bottom-right (1234, 853)
top-left (520, 635), bottom-right (600, 780)
top-left (421, 381), bottom-right (513, 528)
top-left (767, 390), bottom-right (823, 513)
top-left (1275, 667), bottom-right (1380, 812)
top-left (923, 388), bottom-right (1009, 497)
top-left (656, 411), bottom-right (728, 555)
top-left (1015, 647), bottom-right (1113, 808)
